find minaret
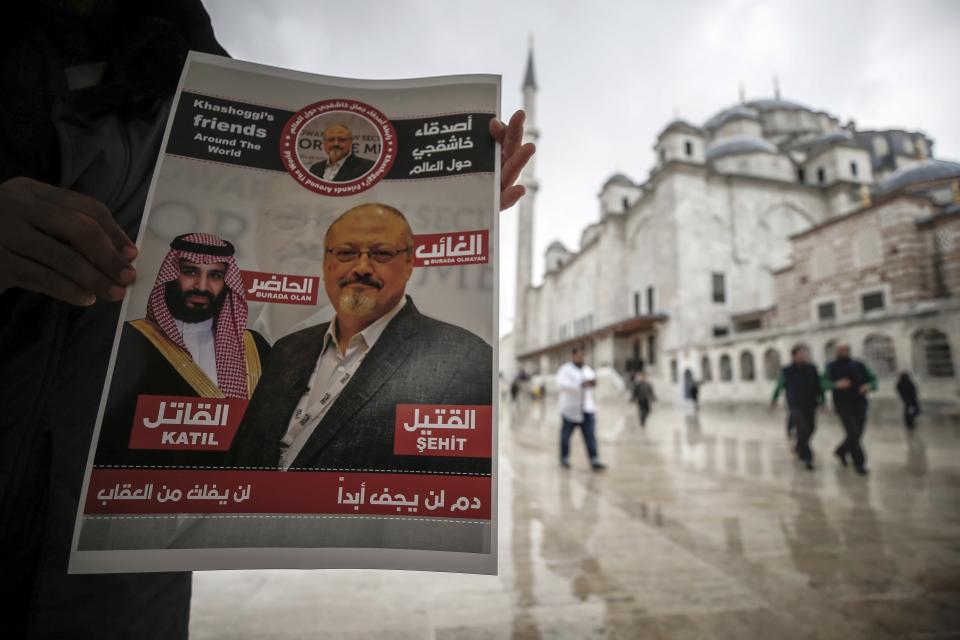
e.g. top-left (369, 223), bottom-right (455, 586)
top-left (514, 38), bottom-right (539, 354)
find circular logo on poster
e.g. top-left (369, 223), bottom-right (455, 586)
top-left (279, 99), bottom-right (395, 196)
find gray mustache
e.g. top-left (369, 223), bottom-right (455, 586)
top-left (338, 274), bottom-right (383, 289)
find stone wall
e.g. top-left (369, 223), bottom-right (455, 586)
top-left (773, 197), bottom-right (940, 328)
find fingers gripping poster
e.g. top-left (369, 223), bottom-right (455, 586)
top-left (70, 53), bottom-right (499, 575)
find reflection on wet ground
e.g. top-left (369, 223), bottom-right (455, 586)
top-left (192, 398), bottom-right (960, 639)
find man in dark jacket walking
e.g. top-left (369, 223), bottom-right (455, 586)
top-left (896, 371), bottom-right (920, 431)
top-left (771, 345), bottom-right (823, 470)
top-left (631, 371), bottom-right (656, 427)
top-left (822, 343), bottom-right (878, 475)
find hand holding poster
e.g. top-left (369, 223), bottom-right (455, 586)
top-left (70, 53), bottom-right (499, 575)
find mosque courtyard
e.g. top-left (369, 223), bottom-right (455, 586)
top-left (191, 397), bottom-right (960, 639)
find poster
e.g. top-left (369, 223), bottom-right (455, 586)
top-left (69, 52), bottom-right (499, 574)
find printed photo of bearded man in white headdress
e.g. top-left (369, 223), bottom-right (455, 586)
top-left (96, 232), bottom-right (270, 466)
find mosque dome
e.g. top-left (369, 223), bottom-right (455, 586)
top-left (604, 173), bottom-right (635, 187)
top-left (703, 105), bottom-right (760, 131)
top-left (876, 159), bottom-right (960, 194)
top-left (808, 130), bottom-right (853, 145)
top-left (705, 98), bottom-right (822, 133)
top-left (546, 240), bottom-right (570, 253)
top-left (705, 135), bottom-right (779, 162)
top-left (797, 130), bottom-right (858, 155)
top-left (744, 98), bottom-right (811, 112)
top-left (658, 119), bottom-right (703, 138)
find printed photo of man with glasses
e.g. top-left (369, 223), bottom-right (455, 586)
top-left (307, 123), bottom-right (375, 182)
top-left (230, 202), bottom-right (492, 473)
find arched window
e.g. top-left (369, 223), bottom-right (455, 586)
top-left (739, 351), bottom-right (755, 381)
top-left (670, 358), bottom-right (678, 383)
top-left (719, 354), bottom-right (733, 381)
top-left (763, 348), bottom-right (781, 381)
top-left (701, 355), bottom-right (713, 382)
top-left (863, 334), bottom-right (897, 377)
top-left (912, 329), bottom-right (955, 378)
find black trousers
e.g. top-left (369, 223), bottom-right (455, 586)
top-left (637, 401), bottom-right (650, 426)
top-left (903, 402), bottom-right (920, 430)
top-left (836, 403), bottom-right (868, 470)
top-left (789, 405), bottom-right (817, 463)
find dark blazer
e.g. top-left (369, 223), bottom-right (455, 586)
top-left (825, 358), bottom-right (871, 409)
top-left (780, 362), bottom-right (822, 410)
top-left (308, 153), bottom-right (375, 182)
top-left (231, 297), bottom-right (492, 473)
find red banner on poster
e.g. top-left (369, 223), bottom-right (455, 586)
top-left (129, 395), bottom-right (247, 451)
top-left (412, 230), bottom-right (489, 266)
top-left (240, 270), bottom-right (320, 305)
top-left (393, 404), bottom-right (492, 457)
top-left (84, 469), bottom-right (490, 519)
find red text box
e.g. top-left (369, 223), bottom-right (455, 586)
top-left (129, 395), bottom-right (247, 451)
top-left (84, 469), bottom-right (490, 519)
top-left (394, 404), bottom-right (492, 458)
top-left (241, 270), bottom-right (320, 305)
top-left (412, 230), bottom-right (489, 267)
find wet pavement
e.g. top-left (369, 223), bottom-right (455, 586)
top-left (191, 397), bottom-right (960, 639)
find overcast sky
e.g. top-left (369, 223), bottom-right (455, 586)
top-left (204, 0), bottom-right (960, 335)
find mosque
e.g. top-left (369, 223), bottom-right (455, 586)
top-left (506, 47), bottom-right (960, 413)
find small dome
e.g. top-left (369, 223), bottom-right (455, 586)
top-left (546, 240), bottom-right (570, 253)
top-left (603, 173), bottom-right (634, 188)
top-left (809, 130), bottom-right (853, 145)
top-left (796, 130), bottom-right (859, 156)
top-left (658, 119), bottom-right (703, 138)
top-left (703, 105), bottom-right (760, 131)
top-left (705, 135), bottom-right (779, 161)
top-left (745, 98), bottom-right (811, 112)
top-left (876, 159), bottom-right (960, 194)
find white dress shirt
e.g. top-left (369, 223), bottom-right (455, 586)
top-left (278, 297), bottom-right (406, 469)
top-left (175, 318), bottom-right (217, 386)
top-left (322, 153), bottom-right (351, 181)
top-left (556, 362), bottom-right (596, 422)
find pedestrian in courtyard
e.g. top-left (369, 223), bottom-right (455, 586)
top-left (771, 345), bottom-right (823, 470)
top-left (631, 371), bottom-right (657, 427)
top-left (683, 369), bottom-right (700, 413)
top-left (557, 346), bottom-right (606, 471)
top-left (895, 371), bottom-right (921, 432)
top-left (823, 342), bottom-right (878, 475)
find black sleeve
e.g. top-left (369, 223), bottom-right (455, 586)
top-left (249, 329), bottom-right (272, 360)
